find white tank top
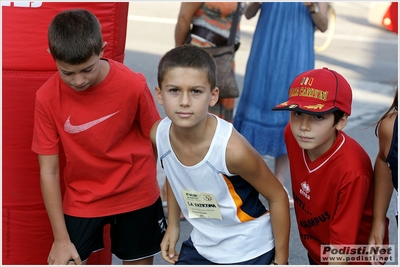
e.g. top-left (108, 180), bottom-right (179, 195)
top-left (156, 115), bottom-right (274, 263)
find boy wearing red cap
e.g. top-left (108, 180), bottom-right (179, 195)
top-left (273, 67), bottom-right (389, 264)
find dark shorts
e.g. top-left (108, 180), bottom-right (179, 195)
top-left (65, 197), bottom-right (166, 262)
top-left (175, 237), bottom-right (275, 265)
top-left (308, 253), bottom-right (318, 265)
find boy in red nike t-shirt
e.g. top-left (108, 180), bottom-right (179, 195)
top-left (272, 68), bottom-right (389, 264)
top-left (31, 9), bottom-right (166, 265)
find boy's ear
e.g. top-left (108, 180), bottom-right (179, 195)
top-left (155, 86), bottom-right (164, 105)
top-left (47, 48), bottom-right (51, 54)
top-left (209, 87), bottom-right (219, 107)
top-left (335, 114), bottom-right (348, 131)
top-left (100, 42), bottom-right (108, 56)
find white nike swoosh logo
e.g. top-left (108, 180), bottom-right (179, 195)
top-left (64, 110), bottom-right (120, 134)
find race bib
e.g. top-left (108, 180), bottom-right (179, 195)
top-left (181, 190), bottom-right (222, 220)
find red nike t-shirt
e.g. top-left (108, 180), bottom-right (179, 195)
top-left (32, 59), bottom-right (161, 217)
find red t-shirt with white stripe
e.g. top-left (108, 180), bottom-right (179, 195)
top-left (285, 124), bottom-right (385, 264)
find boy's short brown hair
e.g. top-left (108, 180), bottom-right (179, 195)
top-left (157, 44), bottom-right (217, 90)
top-left (48, 9), bottom-right (103, 64)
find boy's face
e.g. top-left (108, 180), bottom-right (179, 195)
top-left (155, 67), bottom-right (218, 127)
top-left (54, 43), bottom-right (106, 92)
top-left (289, 111), bottom-right (347, 160)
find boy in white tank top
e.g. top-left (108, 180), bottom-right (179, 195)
top-left (150, 44), bottom-right (290, 264)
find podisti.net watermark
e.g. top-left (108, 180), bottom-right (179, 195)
top-left (320, 244), bottom-right (395, 263)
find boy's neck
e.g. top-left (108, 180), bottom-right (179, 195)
top-left (171, 114), bottom-right (217, 145)
top-left (169, 114), bottom-right (218, 166)
top-left (306, 131), bottom-right (338, 162)
top-left (96, 59), bottom-right (110, 85)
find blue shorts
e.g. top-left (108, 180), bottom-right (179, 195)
top-left (65, 197), bottom-right (166, 262)
top-left (176, 237), bottom-right (275, 265)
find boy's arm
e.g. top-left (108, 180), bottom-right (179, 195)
top-left (160, 179), bottom-right (181, 264)
top-left (151, 121), bottom-right (180, 263)
top-left (39, 154), bottom-right (81, 265)
top-left (150, 120), bottom-right (162, 161)
top-left (226, 128), bottom-right (290, 265)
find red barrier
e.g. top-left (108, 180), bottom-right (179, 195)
top-left (2, 2), bottom-right (129, 264)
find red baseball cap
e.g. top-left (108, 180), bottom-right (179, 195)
top-left (272, 67), bottom-right (352, 116)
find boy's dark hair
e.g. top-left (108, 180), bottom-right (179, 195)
top-left (333, 110), bottom-right (345, 126)
top-left (157, 44), bottom-right (217, 89)
top-left (48, 9), bottom-right (103, 64)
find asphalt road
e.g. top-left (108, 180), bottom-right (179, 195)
top-left (114, 2), bottom-right (398, 265)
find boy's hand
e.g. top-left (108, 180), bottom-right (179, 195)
top-left (160, 227), bottom-right (180, 264)
top-left (48, 240), bottom-right (81, 265)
